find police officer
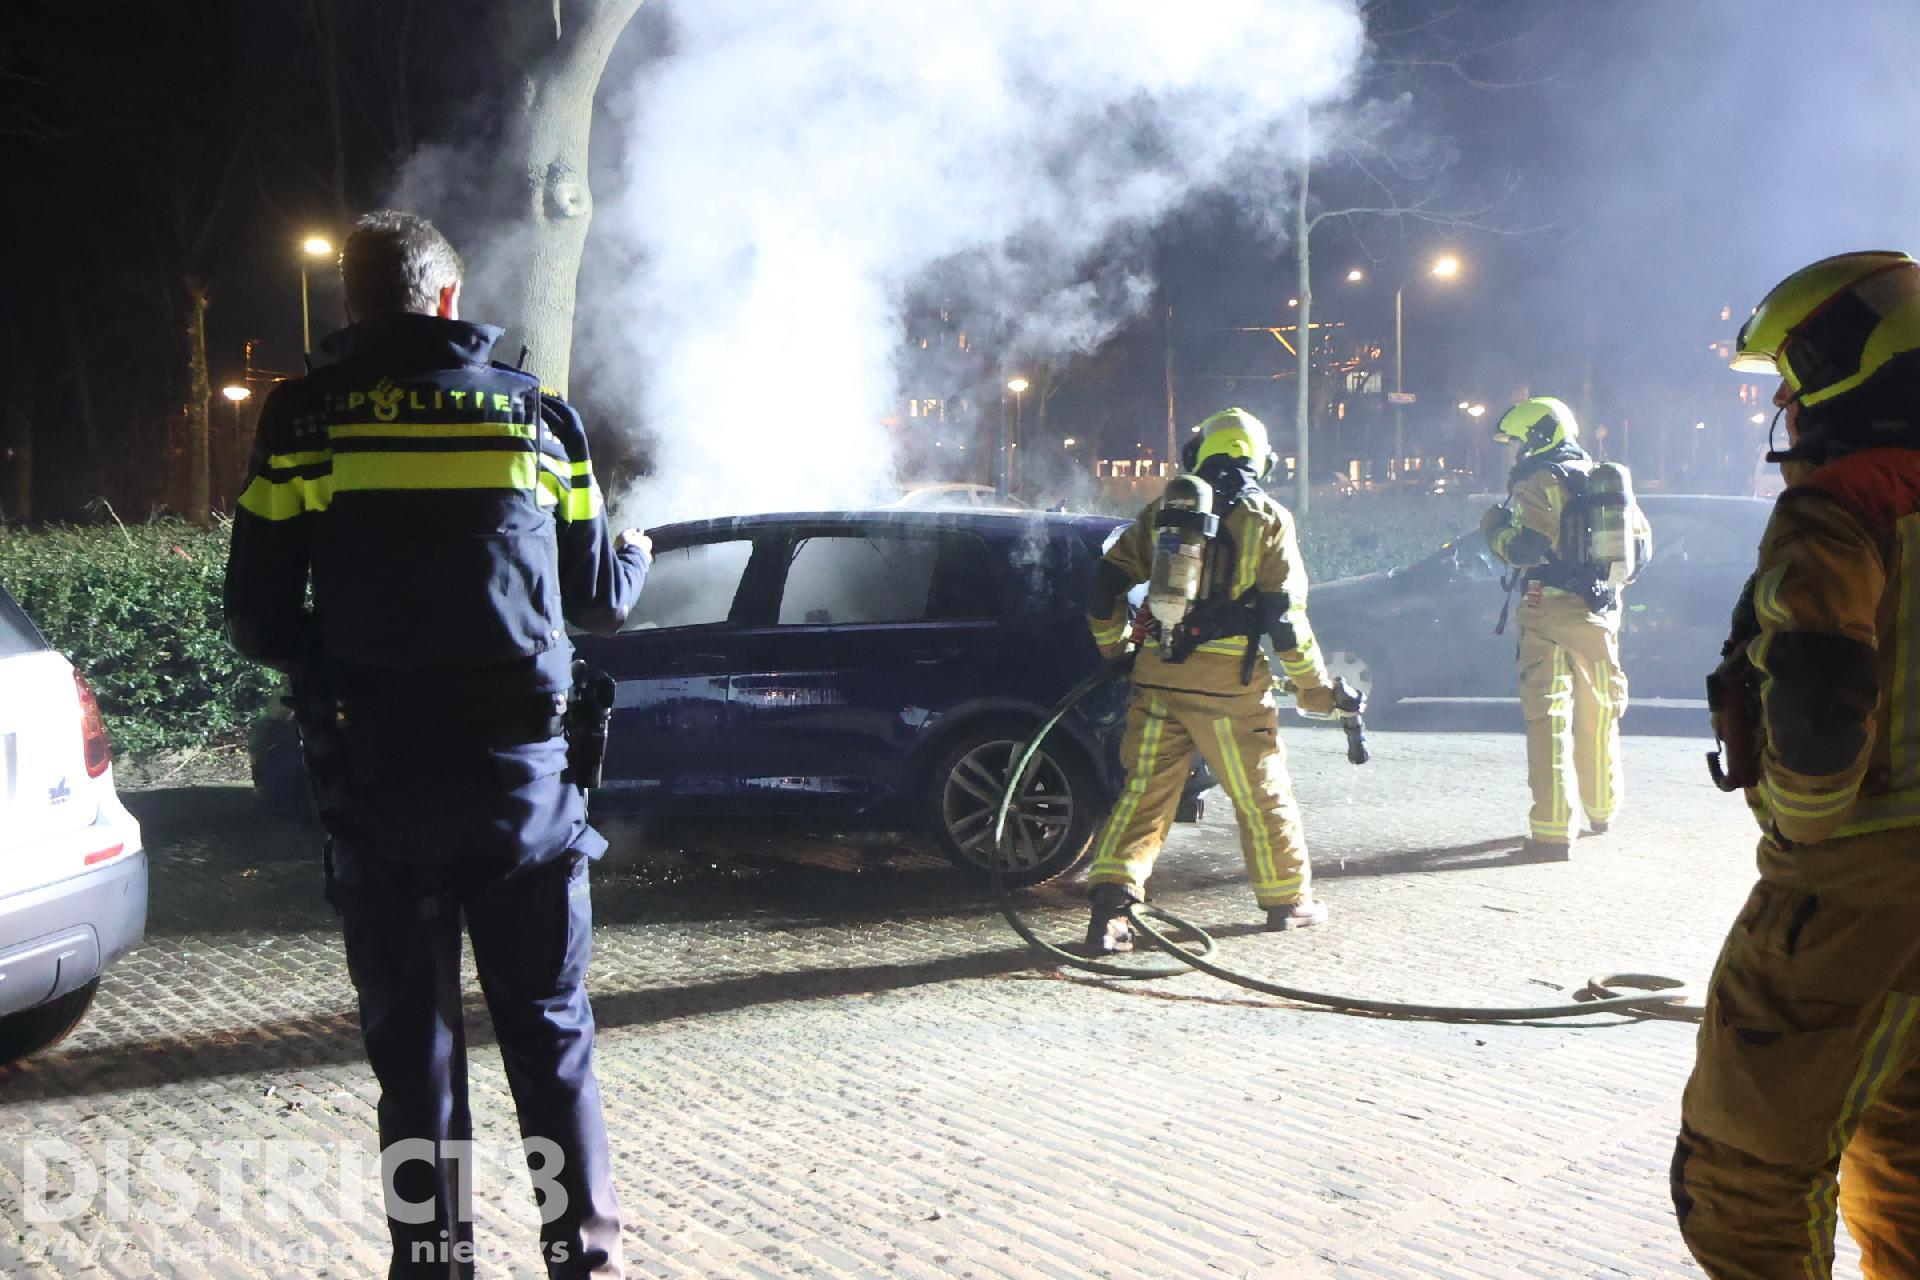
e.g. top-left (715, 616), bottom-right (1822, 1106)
top-left (1675, 250), bottom-right (1920, 1280)
top-left (1480, 397), bottom-right (1646, 860)
top-left (225, 211), bottom-right (647, 1278)
top-left (1081, 408), bottom-right (1334, 953)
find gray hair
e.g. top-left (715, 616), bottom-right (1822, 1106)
top-left (340, 211), bottom-right (465, 318)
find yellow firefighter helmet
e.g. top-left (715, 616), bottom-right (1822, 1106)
top-left (1191, 408), bottom-right (1276, 479)
top-left (1732, 251), bottom-right (1920, 408)
top-left (1494, 396), bottom-right (1578, 456)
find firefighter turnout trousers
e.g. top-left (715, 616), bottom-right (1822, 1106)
top-left (1675, 854), bottom-right (1920, 1279)
top-left (1085, 682), bottom-right (1309, 908)
top-left (1516, 590), bottom-right (1626, 845)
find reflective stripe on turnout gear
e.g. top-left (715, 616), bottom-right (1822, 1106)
top-left (1802, 993), bottom-right (1920, 1277)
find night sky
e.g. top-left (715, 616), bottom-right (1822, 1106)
top-left (4, 1), bottom-right (1916, 518)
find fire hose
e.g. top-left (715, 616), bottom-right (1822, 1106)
top-left (987, 650), bottom-right (1700, 1023)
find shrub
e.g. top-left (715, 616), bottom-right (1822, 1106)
top-left (0, 518), bottom-right (278, 760)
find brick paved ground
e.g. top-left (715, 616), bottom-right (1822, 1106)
top-left (0, 718), bottom-right (1866, 1278)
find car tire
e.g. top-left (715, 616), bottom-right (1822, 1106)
top-left (0, 980), bottom-right (98, 1067)
top-left (1320, 645), bottom-right (1397, 722)
top-left (927, 724), bottom-right (1100, 889)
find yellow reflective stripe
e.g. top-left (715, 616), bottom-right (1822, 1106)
top-left (265, 449), bottom-right (331, 470)
top-left (1090, 621), bottom-right (1128, 645)
top-left (1091, 699), bottom-right (1170, 869)
top-left (1211, 716), bottom-right (1279, 891)
top-left (331, 451), bottom-right (536, 492)
top-left (238, 473), bottom-right (333, 520)
top-left (562, 481), bottom-right (604, 521)
top-left (1754, 563), bottom-right (1792, 629)
top-left (328, 422), bottom-right (534, 440)
top-left (1196, 637), bottom-right (1250, 655)
top-left (1543, 645), bottom-right (1571, 837)
top-left (570, 459), bottom-right (593, 478)
top-left (1803, 994), bottom-right (1920, 1275)
top-left (1235, 518), bottom-right (1260, 596)
top-left (1760, 775), bottom-right (1858, 820)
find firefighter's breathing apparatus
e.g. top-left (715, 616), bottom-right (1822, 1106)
top-left (986, 474), bottom-right (1696, 1023)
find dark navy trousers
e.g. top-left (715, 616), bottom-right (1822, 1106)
top-left (333, 848), bottom-right (623, 1278)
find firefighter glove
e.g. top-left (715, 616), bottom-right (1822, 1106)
top-left (1295, 684), bottom-right (1338, 717)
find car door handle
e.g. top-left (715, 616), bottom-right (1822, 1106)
top-left (911, 647), bottom-right (963, 664)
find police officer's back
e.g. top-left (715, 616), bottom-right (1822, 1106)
top-left (225, 211), bottom-right (646, 1279)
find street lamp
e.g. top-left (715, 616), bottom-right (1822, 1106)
top-left (1346, 268), bottom-right (1365, 283)
top-left (1391, 253), bottom-right (1465, 473)
top-left (1004, 376), bottom-right (1030, 498)
top-left (221, 384), bottom-right (252, 403)
top-left (299, 235), bottom-right (334, 355)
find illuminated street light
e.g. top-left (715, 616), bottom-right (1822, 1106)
top-left (1457, 401), bottom-right (1471, 410)
top-left (221, 384), bottom-right (252, 403)
top-left (1346, 268), bottom-right (1365, 283)
top-left (1466, 404), bottom-right (1487, 418)
top-left (1392, 253), bottom-right (1465, 469)
top-left (1287, 297), bottom-right (1299, 308)
top-left (1749, 412), bottom-right (1767, 424)
top-left (298, 235), bottom-right (335, 355)
top-left (1694, 421), bottom-right (1708, 430)
top-left (1002, 376), bottom-right (1030, 499)
top-left (1063, 437), bottom-right (1077, 448)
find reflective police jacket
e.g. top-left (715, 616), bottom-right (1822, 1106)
top-left (1087, 477), bottom-right (1329, 697)
top-left (224, 314), bottom-right (646, 697)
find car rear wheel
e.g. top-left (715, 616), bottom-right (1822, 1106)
top-left (929, 728), bottom-right (1098, 888)
top-left (0, 979), bottom-right (98, 1067)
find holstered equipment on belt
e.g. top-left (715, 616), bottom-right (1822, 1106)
top-left (287, 618), bottom-right (351, 830)
top-left (563, 660), bottom-right (617, 791)
top-left (1161, 590), bottom-right (1260, 667)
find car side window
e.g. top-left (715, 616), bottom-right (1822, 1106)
top-left (619, 538), bottom-right (754, 631)
top-left (0, 587), bottom-right (47, 658)
top-left (778, 533), bottom-right (950, 625)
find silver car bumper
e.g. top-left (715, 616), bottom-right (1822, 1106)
top-left (0, 850), bottom-right (148, 1018)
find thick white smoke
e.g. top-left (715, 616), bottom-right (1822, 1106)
top-left (581, 0), bottom-right (1369, 524)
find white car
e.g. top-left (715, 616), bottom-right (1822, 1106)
top-left (0, 583), bottom-right (146, 1065)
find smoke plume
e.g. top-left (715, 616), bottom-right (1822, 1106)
top-left (578, 0), bottom-right (1369, 524)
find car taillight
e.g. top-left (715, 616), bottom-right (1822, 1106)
top-left (74, 670), bottom-right (112, 778)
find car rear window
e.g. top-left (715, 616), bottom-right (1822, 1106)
top-left (0, 586), bottom-right (47, 658)
top-left (778, 531), bottom-right (997, 625)
top-left (619, 538), bottom-right (755, 631)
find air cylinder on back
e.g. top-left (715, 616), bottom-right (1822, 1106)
top-left (1146, 474), bottom-right (1218, 630)
top-left (1582, 461), bottom-right (1639, 586)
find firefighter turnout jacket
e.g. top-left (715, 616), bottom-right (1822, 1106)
top-left (1483, 441), bottom-right (1650, 610)
top-left (1738, 448), bottom-right (1920, 888)
top-left (1675, 448), bottom-right (1920, 1277)
top-left (224, 314), bottom-right (647, 869)
top-left (1088, 478), bottom-right (1330, 696)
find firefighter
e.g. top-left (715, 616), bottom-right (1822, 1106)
top-left (225, 212), bottom-right (647, 1279)
top-left (1479, 397), bottom-right (1646, 859)
top-left (1081, 408), bottom-right (1333, 953)
top-left (1674, 250), bottom-right (1920, 1280)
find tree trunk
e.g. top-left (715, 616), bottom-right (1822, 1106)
top-left (183, 274), bottom-right (213, 526)
top-left (504, 0), bottom-right (646, 397)
top-left (1293, 134), bottom-right (1312, 516)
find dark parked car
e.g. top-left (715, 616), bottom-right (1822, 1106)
top-left (1306, 494), bottom-right (1772, 714)
top-left (256, 509), bottom-right (1208, 886)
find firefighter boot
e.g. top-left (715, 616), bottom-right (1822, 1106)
top-left (1084, 883), bottom-right (1140, 955)
top-left (1265, 895), bottom-right (1329, 931)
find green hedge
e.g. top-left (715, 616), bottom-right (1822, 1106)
top-left (0, 495), bottom-right (1485, 762)
top-left (0, 519), bottom-right (279, 760)
top-left (1295, 491), bottom-right (1481, 582)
